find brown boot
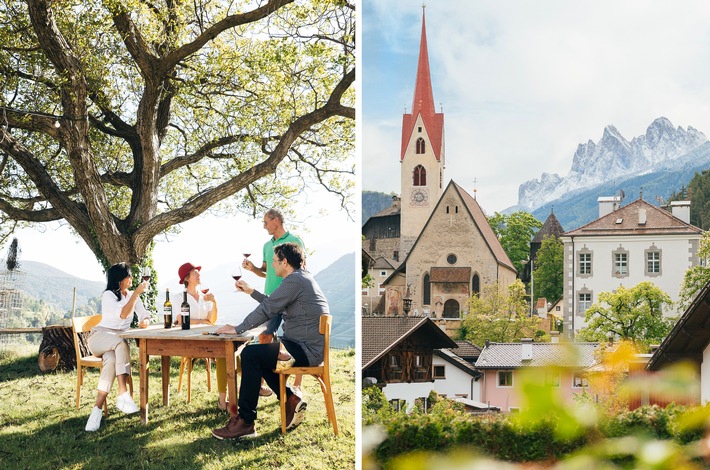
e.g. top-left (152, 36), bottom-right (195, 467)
top-left (211, 415), bottom-right (257, 440)
top-left (285, 393), bottom-right (307, 430)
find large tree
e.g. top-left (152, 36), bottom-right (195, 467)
top-left (458, 280), bottom-right (545, 346)
top-left (487, 210), bottom-right (542, 275)
top-left (0, 0), bottom-right (355, 267)
top-left (532, 235), bottom-right (563, 304)
top-left (576, 281), bottom-right (674, 350)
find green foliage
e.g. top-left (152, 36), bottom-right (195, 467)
top-left (576, 281), bottom-right (674, 350)
top-left (365, 363), bottom-right (707, 469)
top-left (684, 169), bottom-right (710, 229)
top-left (532, 235), bottom-right (563, 304)
top-left (678, 230), bottom-right (710, 310)
top-left (488, 211), bottom-right (543, 274)
top-left (461, 280), bottom-right (542, 345)
top-left (0, 0), bottom-right (355, 266)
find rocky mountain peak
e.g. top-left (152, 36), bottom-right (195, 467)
top-left (517, 117), bottom-right (708, 211)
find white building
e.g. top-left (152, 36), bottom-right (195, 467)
top-left (561, 197), bottom-right (702, 338)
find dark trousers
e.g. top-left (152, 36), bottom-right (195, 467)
top-left (237, 339), bottom-right (307, 424)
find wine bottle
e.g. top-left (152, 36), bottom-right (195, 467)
top-left (181, 290), bottom-right (190, 330)
top-left (163, 288), bottom-right (172, 329)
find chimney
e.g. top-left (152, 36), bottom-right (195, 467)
top-left (670, 201), bottom-right (691, 224)
top-left (598, 196), bottom-right (621, 218)
top-left (550, 331), bottom-right (560, 344)
top-left (392, 195), bottom-right (401, 210)
top-left (521, 338), bottom-right (533, 361)
top-left (638, 208), bottom-right (646, 225)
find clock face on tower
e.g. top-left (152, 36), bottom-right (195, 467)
top-left (410, 188), bottom-right (429, 206)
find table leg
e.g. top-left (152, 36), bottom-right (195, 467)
top-left (226, 341), bottom-right (237, 417)
top-left (139, 338), bottom-right (149, 425)
top-left (161, 356), bottom-right (171, 406)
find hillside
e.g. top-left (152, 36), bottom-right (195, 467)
top-left (7, 260), bottom-right (104, 312)
top-left (527, 142), bottom-right (710, 230)
top-left (314, 252), bottom-right (356, 348)
top-left (363, 190), bottom-right (397, 224)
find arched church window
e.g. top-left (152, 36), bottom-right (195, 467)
top-left (443, 299), bottom-right (460, 318)
top-left (472, 274), bottom-right (480, 296)
top-left (423, 273), bottom-right (431, 305)
top-left (413, 165), bottom-right (427, 186)
top-left (416, 137), bottom-right (426, 154)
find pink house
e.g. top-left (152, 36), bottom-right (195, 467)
top-left (474, 339), bottom-right (599, 411)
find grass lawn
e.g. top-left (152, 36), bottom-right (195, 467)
top-left (0, 344), bottom-right (356, 469)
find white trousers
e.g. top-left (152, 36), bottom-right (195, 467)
top-left (88, 328), bottom-right (131, 393)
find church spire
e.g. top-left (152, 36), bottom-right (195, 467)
top-left (412, 6), bottom-right (435, 118)
top-left (401, 6), bottom-right (444, 161)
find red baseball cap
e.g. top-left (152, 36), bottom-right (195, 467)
top-left (178, 262), bottom-right (201, 283)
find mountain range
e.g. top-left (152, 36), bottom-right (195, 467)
top-left (513, 117), bottom-right (708, 220)
top-left (7, 254), bottom-right (355, 348)
top-left (362, 117), bottom-right (710, 232)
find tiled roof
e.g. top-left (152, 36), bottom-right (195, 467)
top-left (648, 279), bottom-right (710, 370)
top-left (475, 342), bottom-right (599, 369)
top-left (362, 316), bottom-right (457, 368)
top-left (453, 182), bottom-right (516, 272)
top-left (372, 257), bottom-right (399, 270)
top-left (564, 198), bottom-right (701, 236)
top-left (532, 211), bottom-right (564, 243)
top-left (401, 11), bottom-right (444, 161)
top-left (372, 205), bottom-right (401, 218)
top-left (450, 340), bottom-right (482, 360)
top-left (434, 348), bottom-right (481, 377)
top-left (430, 267), bottom-right (471, 283)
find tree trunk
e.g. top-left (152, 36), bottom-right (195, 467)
top-left (38, 325), bottom-right (81, 372)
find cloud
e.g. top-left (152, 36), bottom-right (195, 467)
top-left (363, 0), bottom-right (710, 211)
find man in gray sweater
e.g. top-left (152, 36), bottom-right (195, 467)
top-left (212, 242), bottom-right (329, 440)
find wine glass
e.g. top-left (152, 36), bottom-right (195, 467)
top-left (200, 286), bottom-right (210, 312)
top-left (141, 267), bottom-right (152, 291)
top-left (243, 251), bottom-right (252, 259)
top-left (232, 266), bottom-right (243, 291)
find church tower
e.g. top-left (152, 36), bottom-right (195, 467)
top-left (400, 7), bottom-right (445, 255)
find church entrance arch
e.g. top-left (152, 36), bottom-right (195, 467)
top-left (442, 299), bottom-right (460, 318)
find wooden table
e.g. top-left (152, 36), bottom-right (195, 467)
top-left (119, 324), bottom-right (254, 425)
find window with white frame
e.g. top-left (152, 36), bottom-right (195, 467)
top-left (498, 370), bottom-right (513, 387)
top-left (380, 270), bottom-right (387, 277)
top-left (645, 248), bottom-right (661, 277)
top-left (572, 372), bottom-right (589, 388)
top-left (578, 292), bottom-right (592, 315)
top-left (578, 251), bottom-right (592, 276)
top-left (378, 283), bottom-right (385, 295)
top-left (613, 248), bottom-right (629, 277)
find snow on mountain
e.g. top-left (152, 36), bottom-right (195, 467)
top-left (517, 117), bottom-right (707, 210)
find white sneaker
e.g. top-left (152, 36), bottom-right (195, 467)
top-left (290, 385), bottom-right (303, 399)
top-left (85, 406), bottom-right (103, 432)
top-left (116, 392), bottom-right (139, 414)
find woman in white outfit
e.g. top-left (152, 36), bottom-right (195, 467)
top-left (85, 262), bottom-right (152, 432)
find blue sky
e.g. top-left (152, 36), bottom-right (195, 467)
top-left (362, 0), bottom-right (710, 212)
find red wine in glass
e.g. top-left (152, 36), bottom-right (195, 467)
top-left (201, 288), bottom-right (210, 294)
top-left (243, 253), bottom-right (251, 258)
top-left (142, 275), bottom-right (151, 282)
top-left (232, 275), bottom-right (241, 281)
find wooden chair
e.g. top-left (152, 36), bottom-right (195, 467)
top-left (177, 357), bottom-right (212, 402)
top-left (276, 314), bottom-right (338, 435)
top-left (72, 314), bottom-right (133, 416)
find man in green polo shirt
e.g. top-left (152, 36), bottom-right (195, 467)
top-left (243, 208), bottom-right (304, 396)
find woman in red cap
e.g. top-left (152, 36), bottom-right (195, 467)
top-left (173, 262), bottom-right (227, 410)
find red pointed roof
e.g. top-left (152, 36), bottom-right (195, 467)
top-left (401, 9), bottom-right (444, 161)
